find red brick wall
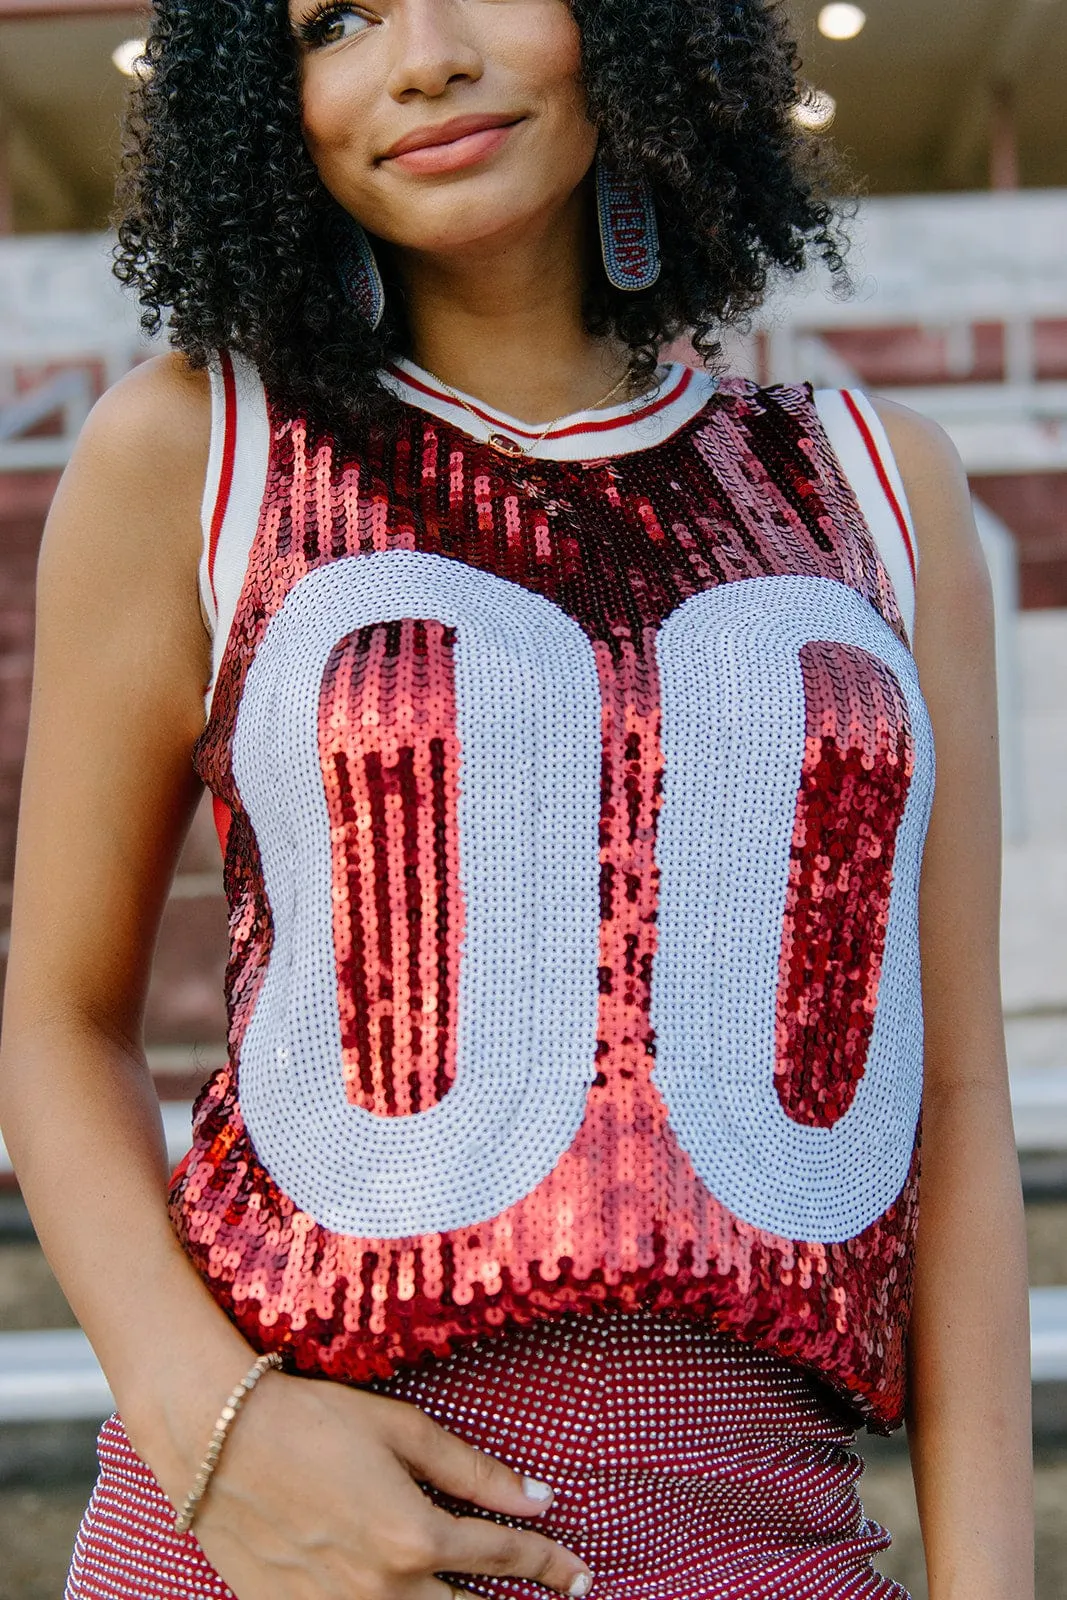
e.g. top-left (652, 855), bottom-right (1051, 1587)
top-left (0, 474), bottom-right (56, 886)
top-left (821, 320), bottom-right (1067, 387)
top-left (977, 473), bottom-right (1067, 610)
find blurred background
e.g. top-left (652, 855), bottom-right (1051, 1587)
top-left (0, 0), bottom-right (1065, 1592)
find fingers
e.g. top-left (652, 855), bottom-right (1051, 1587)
top-left (386, 1400), bottom-right (595, 1596)
top-left (391, 1402), bottom-right (558, 1521)
top-left (431, 1509), bottom-right (594, 1598)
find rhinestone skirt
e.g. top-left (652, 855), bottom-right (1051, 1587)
top-left (66, 1313), bottom-right (910, 1599)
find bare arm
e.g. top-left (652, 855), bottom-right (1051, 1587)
top-left (873, 397), bottom-right (1033, 1600)
top-left (0, 355), bottom-right (592, 1600)
top-left (0, 353), bottom-right (256, 1473)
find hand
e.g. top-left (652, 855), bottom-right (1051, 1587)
top-left (188, 1368), bottom-right (595, 1600)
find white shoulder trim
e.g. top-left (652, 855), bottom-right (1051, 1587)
top-left (813, 388), bottom-right (918, 642)
top-left (197, 355), bottom-right (227, 636)
top-left (199, 350), bottom-right (271, 716)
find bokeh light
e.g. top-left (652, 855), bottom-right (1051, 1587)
top-left (111, 38), bottom-right (149, 78)
top-left (818, 4), bottom-right (867, 41)
top-left (792, 86), bottom-right (837, 131)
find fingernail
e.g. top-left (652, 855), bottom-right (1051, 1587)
top-left (522, 1475), bottom-right (554, 1503)
top-left (569, 1576), bottom-right (593, 1598)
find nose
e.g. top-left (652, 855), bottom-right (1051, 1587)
top-left (385, 0), bottom-right (484, 100)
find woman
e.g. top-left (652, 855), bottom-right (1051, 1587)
top-left (0, 0), bottom-right (1032, 1596)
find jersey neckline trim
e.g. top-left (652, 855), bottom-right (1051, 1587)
top-left (378, 357), bottom-right (720, 461)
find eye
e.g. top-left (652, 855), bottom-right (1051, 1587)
top-left (294, 2), bottom-right (375, 48)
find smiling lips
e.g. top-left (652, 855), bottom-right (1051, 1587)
top-left (381, 114), bottom-right (523, 175)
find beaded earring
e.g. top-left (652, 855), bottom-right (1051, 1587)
top-left (595, 149), bottom-right (661, 292)
top-left (335, 213), bottom-right (385, 331)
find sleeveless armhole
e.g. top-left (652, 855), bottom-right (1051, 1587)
top-left (198, 350), bottom-right (271, 716)
top-left (812, 387), bottom-right (918, 643)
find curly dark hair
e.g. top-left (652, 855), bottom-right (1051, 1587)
top-left (114, 0), bottom-right (852, 432)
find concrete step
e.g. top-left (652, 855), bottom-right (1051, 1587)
top-left (1011, 1067), bottom-right (1067, 1150)
top-left (1, 1290), bottom-right (1066, 1424)
top-left (0, 1332), bottom-right (110, 1423)
top-left (1032, 1286), bottom-right (1067, 1382)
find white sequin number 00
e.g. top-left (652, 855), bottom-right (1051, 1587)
top-left (232, 553), bottom-right (933, 1245)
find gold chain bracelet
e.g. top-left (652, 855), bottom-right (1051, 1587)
top-left (174, 1350), bottom-right (284, 1535)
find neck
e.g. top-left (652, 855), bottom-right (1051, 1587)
top-left (388, 183), bottom-right (637, 424)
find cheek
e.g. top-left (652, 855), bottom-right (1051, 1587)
top-left (513, 1), bottom-right (587, 112)
top-left (502, 2), bottom-right (595, 167)
top-left (299, 57), bottom-right (375, 169)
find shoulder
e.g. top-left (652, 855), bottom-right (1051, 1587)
top-left (865, 396), bottom-right (974, 549)
top-left (865, 396), bottom-right (992, 663)
top-left (39, 352), bottom-right (214, 631)
top-left (77, 350), bottom-right (212, 475)
top-left (48, 351), bottom-right (212, 540)
top-left (867, 396), bottom-right (989, 587)
top-left (867, 395), bottom-right (965, 498)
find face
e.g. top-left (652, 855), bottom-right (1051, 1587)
top-left (288, 0), bottom-right (598, 260)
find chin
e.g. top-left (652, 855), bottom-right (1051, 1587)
top-left (384, 197), bottom-right (551, 257)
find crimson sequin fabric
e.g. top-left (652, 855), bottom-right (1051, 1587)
top-left (171, 375), bottom-right (933, 1432)
top-left (67, 1313), bottom-right (910, 1599)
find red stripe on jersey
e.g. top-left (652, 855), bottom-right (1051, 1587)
top-left (842, 390), bottom-right (917, 582)
top-left (387, 363), bottom-right (695, 442)
top-left (206, 350), bottom-right (238, 609)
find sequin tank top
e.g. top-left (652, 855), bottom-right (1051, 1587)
top-left (173, 354), bottom-right (934, 1431)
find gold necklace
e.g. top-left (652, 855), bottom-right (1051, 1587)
top-left (423, 363), bottom-right (641, 459)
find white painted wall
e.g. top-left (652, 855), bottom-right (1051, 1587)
top-left (0, 232), bottom-right (148, 366)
